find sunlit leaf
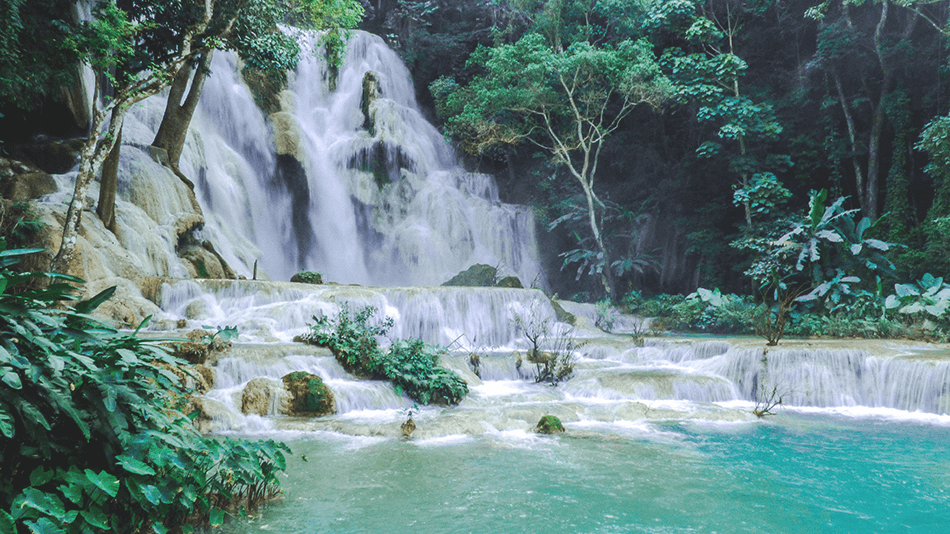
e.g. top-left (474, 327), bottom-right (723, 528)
top-left (115, 455), bottom-right (156, 476)
top-left (84, 470), bottom-right (119, 498)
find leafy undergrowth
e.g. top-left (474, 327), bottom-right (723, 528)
top-left (624, 285), bottom-right (950, 343)
top-left (0, 245), bottom-right (289, 533)
top-left (301, 304), bottom-right (468, 406)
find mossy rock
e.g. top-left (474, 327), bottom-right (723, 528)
top-left (549, 298), bottom-right (577, 326)
top-left (494, 275), bottom-right (523, 289)
top-left (536, 415), bottom-right (565, 434)
top-left (442, 264), bottom-right (497, 287)
top-left (282, 371), bottom-right (336, 416)
top-left (291, 270), bottom-right (323, 284)
top-left (164, 329), bottom-right (231, 366)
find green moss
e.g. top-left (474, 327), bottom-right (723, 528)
top-left (494, 276), bottom-right (523, 288)
top-left (536, 415), bottom-right (565, 434)
top-left (442, 264), bottom-right (497, 287)
top-left (195, 259), bottom-right (209, 278)
top-left (291, 270), bottom-right (323, 284)
top-left (282, 372), bottom-right (334, 415)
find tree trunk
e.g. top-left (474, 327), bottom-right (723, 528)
top-left (52, 104), bottom-right (127, 275)
top-left (866, 98), bottom-right (885, 220)
top-left (153, 50), bottom-right (213, 172)
top-left (832, 71), bottom-right (867, 210)
top-left (97, 124), bottom-right (122, 233)
top-left (581, 181), bottom-right (615, 298)
top-left (51, 0), bottom-right (220, 275)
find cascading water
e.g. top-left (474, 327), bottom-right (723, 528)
top-left (158, 279), bottom-right (950, 440)
top-left (183, 32), bottom-right (543, 286)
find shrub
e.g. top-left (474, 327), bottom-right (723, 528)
top-left (624, 289), bottom-right (756, 334)
top-left (0, 245), bottom-right (289, 533)
top-left (595, 298), bottom-right (618, 332)
top-left (512, 302), bottom-right (579, 385)
top-left (380, 339), bottom-right (468, 406)
top-left (301, 303), bottom-right (393, 378)
top-left (302, 304), bottom-right (468, 405)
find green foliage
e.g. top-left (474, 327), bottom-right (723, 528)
top-left (302, 304), bottom-right (467, 405)
top-left (595, 298), bottom-right (618, 332)
top-left (0, 202), bottom-right (45, 253)
top-left (741, 189), bottom-right (897, 306)
top-left (199, 325), bottom-right (239, 345)
top-left (0, 0), bottom-right (82, 111)
top-left (732, 172), bottom-right (792, 222)
top-left (380, 339), bottom-right (468, 406)
top-left (885, 274), bottom-right (950, 323)
top-left (550, 198), bottom-right (660, 283)
top-left (0, 246), bottom-right (290, 532)
top-left (624, 288), bottom-right (756, 335)
top-left (303, 302), bottom-right (393, 377)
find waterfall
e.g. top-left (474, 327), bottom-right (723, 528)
top-left (183, 31), bottom-right (542, 286)
top-left (158, 280), bottom-right (950, 438)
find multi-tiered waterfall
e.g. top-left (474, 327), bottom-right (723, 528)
top-left (171, 32), bottom-right (543, 286)
top-left (37, 27), bottom-right (950, 430)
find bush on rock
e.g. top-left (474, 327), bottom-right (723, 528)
top-left (282, 372), bottom-right (336, 415)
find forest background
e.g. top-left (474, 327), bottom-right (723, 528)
top-left (359, 0), bottom-right (950, 339)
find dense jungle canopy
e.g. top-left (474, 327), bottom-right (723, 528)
top-left (360, 0), bottom-right (950, 304)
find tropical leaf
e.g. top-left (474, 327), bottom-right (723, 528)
top-left (209, 508), bottom-right (226, 527)
top-left (141, 485), bottom-right (164, 505)
top-left (29, 466), bottom-right (53, 487)
top-left (84, 470), bottom-right (119, 498)
top-left (115, 455), bottom-right (157, 476)
top-left (74, 286), bottom-right (117, 314)
top-left (80, 508), bottom-right (110, 530)
top-left (2, 370), bottom-right (22, 390)
top-left (23, 518), bottom-right (66, 534)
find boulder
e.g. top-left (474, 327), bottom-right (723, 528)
top-left (361, 70), bottom-right (380, 134)
top-left (282, 371), bottom-right (336, 416)
top-left (290, 270), bottom-right (323, 284)
top-left (442, 264), bottom-right (497, 287)
top-left (7, 139), bottom-right (83, 174)
top-left (82, 277), bottom-right (162, 329)
top-left (241, 378), bottom-right (290, 416)
top-left (165, 329), bottom-right (231, 366)
top-left (401, 417), bottom-right (416, 438)
top-left (179, 245), bottom-right (225, 279)
top-left (549, 298), bottom-right (577, 326)
top-left (0, 172), bottom-right (57, 201)
top-left (494, 275), bottom-right (523, 289)
top-left (194, 364), bottom-right (215, 393)
top-left (187, 397), bottom-right (237, 434)
top-left (270, 111), bottom-right (303, 158)
top-left (536, 415), bottom-right (565, 434)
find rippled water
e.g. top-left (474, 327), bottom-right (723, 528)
top-left (215, 413), bottom-right (950, 533)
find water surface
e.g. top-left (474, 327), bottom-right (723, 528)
top-left (219, 413), bottom-right (950, 533)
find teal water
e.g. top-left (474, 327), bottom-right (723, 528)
top-left (219, 413), bottom-right (950, 533)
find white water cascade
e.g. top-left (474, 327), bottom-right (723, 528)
top-left (185, 32), bottom-right (542, 286)
top-left (158, 280), bottom-right (950, 437)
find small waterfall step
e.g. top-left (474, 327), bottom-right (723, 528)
top-left (155, 278), bottom-right (569, 347)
